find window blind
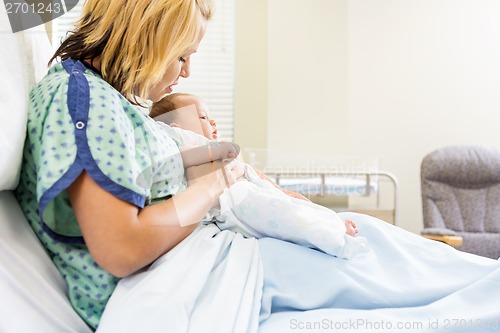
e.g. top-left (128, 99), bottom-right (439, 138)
top-left (175, 0), bottom-right (235, 141)
top-left (51, 0), bottom-right (235, 141)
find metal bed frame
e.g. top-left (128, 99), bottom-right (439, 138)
top-left (264, 170), bottom-right (400, 225)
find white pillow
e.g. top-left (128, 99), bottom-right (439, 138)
top-left (0, 5), bottom-right (52, 191)
top-left (0, 191), bottom-right (92, 332)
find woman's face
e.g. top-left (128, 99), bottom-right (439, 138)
top-left (149, 23), bottom-right (207, 102)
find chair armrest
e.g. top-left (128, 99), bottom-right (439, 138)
top-left (421, 228), bottom-right (463, 247)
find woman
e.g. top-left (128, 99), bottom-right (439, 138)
top-left (15, 0), bottom-right (244, 328)
top-left (17, 0), bottom-right (500, 331)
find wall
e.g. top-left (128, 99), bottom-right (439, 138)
top-left (233, 0), bottom-right (268, 150)
top-left (234, 0), bottom-right (500, 233)
top-left (267, 0), bottom-right (349, 155)
top-left (346, 0), bottom-right (500, 232)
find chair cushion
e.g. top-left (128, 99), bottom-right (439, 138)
top-left (456, 231), bottom-right (500, 260)
top-left (423, 181), bottom-right (500, 233)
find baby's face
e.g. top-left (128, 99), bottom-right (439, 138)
top-left (174, 96), bottom-right (218, 140)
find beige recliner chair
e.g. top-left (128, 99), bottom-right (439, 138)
top-left (421, 145), bottom-right (500, 259)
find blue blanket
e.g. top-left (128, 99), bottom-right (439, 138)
top-left (98, 213), bottom-right (500, 333)
top-left (259, 212), bottom-right (500, 332)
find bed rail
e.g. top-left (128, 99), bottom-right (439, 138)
top-left (264, 170), bottom-right (399, 225)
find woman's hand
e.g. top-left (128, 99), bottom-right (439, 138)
top-left (186, 159), bottom-right (245, 206)
top-left (215, 141), bottom-right (240, 160)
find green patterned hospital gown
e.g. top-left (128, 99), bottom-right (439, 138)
top-left (16, 59), bottom-right (185, 329)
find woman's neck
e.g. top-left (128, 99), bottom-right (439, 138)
top-left (82, 57), bottom-right (102, 75)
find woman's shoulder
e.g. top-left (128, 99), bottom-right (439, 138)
top-left (34, 59), bottom-right (122, 97)
top-left (30, 62), bottom-right (69, 97)
top-left (30, 60), bottom-right (122, 105)
top-left (29, 58), bottom-right (153, 144)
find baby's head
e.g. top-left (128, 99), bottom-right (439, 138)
top-left (151, 93), bottom-right (218, 140)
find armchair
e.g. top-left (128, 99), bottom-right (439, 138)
top-left (421, 145), bottom-right (500, 259)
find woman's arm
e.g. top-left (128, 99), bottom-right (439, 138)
top-left (68, 160), bottom-right (243, 278)
top-left (179, 142), bottom-right (240, 167)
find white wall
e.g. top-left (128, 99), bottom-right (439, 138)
top-left (267, 0), bottom-right (349, 154)
top-left (235, 0), bottom-right (500, 233)
top-left (346, 0), bottom-right (500, 232)
top-left (234, 0), bottom-right (268, 149)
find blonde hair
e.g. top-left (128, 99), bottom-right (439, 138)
top-left (149, 92), bottom-right (195, 119)
top-left (50, 0), bottom-right (214, 104)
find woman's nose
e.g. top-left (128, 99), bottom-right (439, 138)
top-left (180, 58), bottom-right (191, 78)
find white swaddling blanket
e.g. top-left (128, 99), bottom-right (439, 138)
top-left (215, 167), bottom-right (368, 259)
